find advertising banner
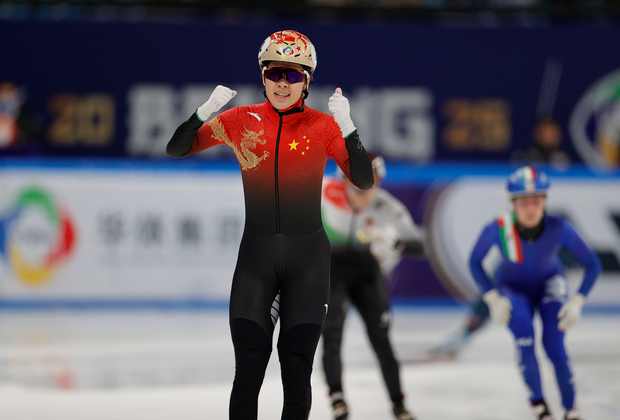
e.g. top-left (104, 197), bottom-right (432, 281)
top-left (1, 160), bottom-right (618, 307)
top-left (0, 163), bottom-right (244, 304)
top-left (2, 20), bottom-right (620, 166)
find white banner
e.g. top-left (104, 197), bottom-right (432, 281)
top-left (3, 165), bottom-right (618, 306)
top-left (0, 168), bottom-right (245, 301)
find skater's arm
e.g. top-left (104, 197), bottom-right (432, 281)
top-left (560, 220), bottom-right (602, 296)
top-left (344, 130), bottom-right (374, 190)
top-left (469, 223), bottom-right (497, 293)
top-left (392, 209), bottom-right (425, 258)
top-left (397, 239), bottom-right (425, 258)
top-left (327, 88), bottom-right (374, 190)
top-left (167, 85), bottom-right (237, 158)
top-left (166, 113), bottom-right (204, 158)
top-left (474, 222), bottom-right (512, 326)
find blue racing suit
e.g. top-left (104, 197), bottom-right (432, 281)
top-left (469, 213), bottom-right (601, 410)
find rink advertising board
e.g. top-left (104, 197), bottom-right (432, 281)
top-left (0, 160), bottom-right (619, 308)
top-left (0, 160), bottom-right (244, 306)
top-left (2, 20), bottom-right (620, 167)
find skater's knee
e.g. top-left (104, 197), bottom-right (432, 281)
top-left (542, 340), bottom-right (568, 365)
top-left (367, 329), bottom-right (397, 361)
top-left (281, 353), bottom-right (311, 391)
top-left (278, 324), bottom-right (321, 401)
top-left (230, 318), bottom-right (272, 392)
top-left (231, 318), bottom-right (273, 356)
top-left (278, 323), bottom-right (322, 361)
top-left (235, 351), bottom-right (270, 386)
top-left (509, 314), bottom-right (534, 337)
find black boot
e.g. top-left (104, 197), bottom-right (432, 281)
top-left (532, 400), bottom-right (555, 420)
top-left (393, 402), bottom-right (415, 420)
top-left (564, 408), bottom-right (582, 420)
top-left (330, 392), bottom-right (348, 420)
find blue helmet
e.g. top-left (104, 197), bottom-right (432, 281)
top-left (506, 166), bottom-right (550, 197)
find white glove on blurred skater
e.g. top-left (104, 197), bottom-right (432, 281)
top-left (328, 87), bottom-right (356, 138)
top-left (197, 85), bottom-right (237, 122)
top-left (482, 289), bottom-right (512, 326)
top-left (367, 225), bottom-right (400, 261)
top-left (558, 293), bottom-right (586, 331)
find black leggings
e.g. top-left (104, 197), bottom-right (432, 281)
top-left (228, 228), bottom-right (331, 420)
top-left (322, 255), bottom-right (404, 404)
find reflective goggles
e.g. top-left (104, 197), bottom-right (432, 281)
top-left (263, 66), bottom-right (308, 84)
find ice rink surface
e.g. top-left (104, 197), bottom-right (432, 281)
top-left (0, 306), bottom-right (619, 420)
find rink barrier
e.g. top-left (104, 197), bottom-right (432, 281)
top-left (0, 298), bottom-right (229, 310)
top-left (1, 158), bottom-right (619, 309)
top-left (2, 157), bottom-right (620, 180)
top-left (0, 298), bottom-right (618, 314)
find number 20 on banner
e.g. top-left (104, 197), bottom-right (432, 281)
top-left (47, 94), bottom-right (115, 147)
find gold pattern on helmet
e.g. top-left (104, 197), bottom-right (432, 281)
top-left (258, 30), bottom-right (317, 73)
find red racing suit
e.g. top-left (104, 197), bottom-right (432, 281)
top-left (167, 98), bottom-right (374, 236)
top-left (167, 97), bottom-right (373, 420)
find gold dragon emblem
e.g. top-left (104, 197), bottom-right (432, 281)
top-left (209, 118), bottom-right (270, 170)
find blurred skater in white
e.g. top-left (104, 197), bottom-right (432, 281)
top-left (320, 153), bottom-right (425, 420)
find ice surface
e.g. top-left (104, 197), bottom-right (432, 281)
top-left (0, 307), bottom-right (618, 420)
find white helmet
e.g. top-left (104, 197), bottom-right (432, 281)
top-left (258, 30), bottom-right (317, 73)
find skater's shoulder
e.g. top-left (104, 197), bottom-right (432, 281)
top-left (373, 188), bottom-right (408, 213)
top-left (543, 213), bottom-right (566, 225)
top-left (543, 213), bottom-right (572, 233)
top-left (476, 218), bottom-right (501, 239)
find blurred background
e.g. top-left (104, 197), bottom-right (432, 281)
top-left (1, 1), bottom-right (620, 418)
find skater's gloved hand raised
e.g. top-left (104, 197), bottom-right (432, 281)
top-left (482, 289), bottom-right (512, 326)
top-left (558, 293), bottom-right (586, 331)
top-left (328, 88), bottom-right (356, 138)
top-left (197, 85), bottom-right (237, 122)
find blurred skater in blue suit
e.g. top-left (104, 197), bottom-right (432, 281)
top-left (469, 166), bottom-right (601, 420)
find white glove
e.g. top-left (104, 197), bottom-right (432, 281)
top-left (558, 293), bottom-right (586, 331)
top-left (482, 289), bottom-right (512, 326)
top-left (366, 225), bottom-right (400, 261)
top-left (328, 87), bottom-right (356, 138)
top-left (196, 85), bottom-right (237, 122)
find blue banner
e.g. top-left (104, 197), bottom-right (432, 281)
top-left (2, 19), bottom-right (620, 167)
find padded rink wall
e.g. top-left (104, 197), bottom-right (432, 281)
top-left (0, 159), bottom-right (619, 308)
